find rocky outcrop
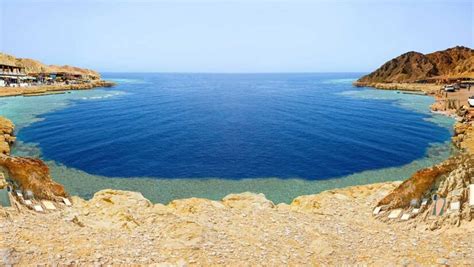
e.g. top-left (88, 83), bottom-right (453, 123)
top-left (355, 46), bottom-right (474, 85)
top-left (0, 117), bottom-right (15, 155)
top-left (0, 154), bottom-right (67, 201)
top-left (0, 115), bottom-right (66, 200)
top-left (0, 52), bottom-right (100, 79)
top-left (452, 119), bottom-right (474, 153)
top-left (377, 157), bottom-right (458, 209)
top-left (375, 153), bottom-right (474, 230)
top-left (426, 46), bottom-right (474, 78)
top-left (222, 192), bottom-right (275, 210)
top-left (70, 190), bottom-right (157, 229)
top-left (433, 159), bottom-right (474, 226)
top-left (2, 184), bottom-right (473, 265)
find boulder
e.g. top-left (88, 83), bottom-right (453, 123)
top-left (72, 189), bottom-right (154, 229)
top-left (290, 195), bottom-right (322, 211)
top-left (222, 192), bottom-right (275, 210)
top-left (377, 157), bottom-right (459, 209)
top-left (0, 154), bottom-right (67, 200)
top-left (0, 117), bottom-right (15, 155)
top-left (169, 198), bottom-right (225, 214)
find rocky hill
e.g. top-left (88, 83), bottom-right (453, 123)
top-left (356, 46), bottom-right (474, 85)
top-left (0, 52), bottom-right (100, 79)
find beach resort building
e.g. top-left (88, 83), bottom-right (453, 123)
top-left (0, 63), bottom-right (29, 87)
top-left (1, 52), bottom-right (102, 87)
top-left (0, 64), bottom-right (96, 87)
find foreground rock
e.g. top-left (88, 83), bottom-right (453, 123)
top-left (1, 184), bottom-right (473, 265)
top-left (0, 117), bottom-right (15, 155)
top-left (376, 154), bottom-right (473, 229)
top-left (378, 156), bottom-right (459, 209)
top-left (0, 154), bottom-right (67, 201)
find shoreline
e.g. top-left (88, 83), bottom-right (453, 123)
top-left (1, 81), bottom-right (473, 265)
top-left (353, 81), bottom-right (442, 93)
top-left (3, 82), bottom-right (455, 204)
top-left (0, 82), bottom-right (460, 203)
top-left (0, 80), bottom-right (116, 98)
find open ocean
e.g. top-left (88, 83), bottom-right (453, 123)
top-left (0, 73), bottom-right (455, 203)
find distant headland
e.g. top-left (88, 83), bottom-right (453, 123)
top-left (0, 52), bottom-right (114, 97)
top-left (354, 46), bottom-right (473, 90)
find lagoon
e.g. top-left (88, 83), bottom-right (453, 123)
top-left (0, 73), bottom-right (454, 203)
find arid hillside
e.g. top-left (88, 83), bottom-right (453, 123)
top-left (0, 52), bottom-right (100, 79)
top-left (356, 46), bottom-right (474, 84)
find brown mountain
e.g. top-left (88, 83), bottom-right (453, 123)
top-left (356, 46), bottom-right (474, 84)
top-left (0, 52), bottom-right (100, 79)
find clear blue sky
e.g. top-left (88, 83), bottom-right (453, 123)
top-left (1, 0), bottom-right (472, 73)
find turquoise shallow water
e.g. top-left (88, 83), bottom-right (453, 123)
top-left (0, 74), bottom-right (455, 204)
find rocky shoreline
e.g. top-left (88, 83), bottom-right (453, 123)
top-left (0, 117), bottom-right (15, 155)
top-left (0, 82), bottom-right (473, 265)
top-left (0, 80), bottom-right (115, 98)
top-left (353, 81), bottom-right (442, 93)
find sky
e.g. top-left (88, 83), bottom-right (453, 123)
top-left (0, 0), bottom-right (473, 73)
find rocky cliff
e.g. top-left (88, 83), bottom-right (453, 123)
top-left (0, 116), bottom-right (67, 201)
top-left (0, 117), bottom-right (15, 155)
top-left (0, 52), bottom-right (100, 79)
top-left (355, 46), bottom-right (474, 85)
top-left (0, 154), bottom-right (68, 201)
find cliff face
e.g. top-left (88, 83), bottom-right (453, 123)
top-left (0, 154), bottom-right (68, 201)
top-left (356, 46), bottom-right (474, 84)
top-left (0, 117), bottom-right (15, 155)
top-left (0, 52), bottom-right (100, 79)
top-left (0, 116), bottom-right (67, 201)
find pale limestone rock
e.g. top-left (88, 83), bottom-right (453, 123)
top-left (290, 195), bottom-right (323, 211)
top-left (222, 192), bottom-right (275, 210)
top-left (276, 203), bottom-right (291, 212)
top-left (168, 198), bottom-right (224, 214)
top-left (2, 183), bottom-right (474, 265)
top-left (309, 239), bottom-right (334, 257)
top-left (71, 189), bottom-right (153, 229)
top-left (90, 189), bottom-right (153, 208)
top-left (0, 248), bottom-right (18, 265)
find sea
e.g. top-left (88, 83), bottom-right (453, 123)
top-left (0, 73), bottom-right (455, 203)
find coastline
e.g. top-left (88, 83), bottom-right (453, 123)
top-left (3, 81), bottom-right (462, 202)
top-left (1, 81), bottom-right (473, 265)
top-left (353, 81), bottom-right (442, 93)
top-left (2, 81), bottom-right (455, 204)
top-left (0, 80), bottom-right (115, 98)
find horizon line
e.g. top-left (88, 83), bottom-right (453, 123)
top-left (98, 71), bottom-right (368, 74)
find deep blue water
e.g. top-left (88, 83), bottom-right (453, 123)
top-left (18, 73), bottom-right (451, 179)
